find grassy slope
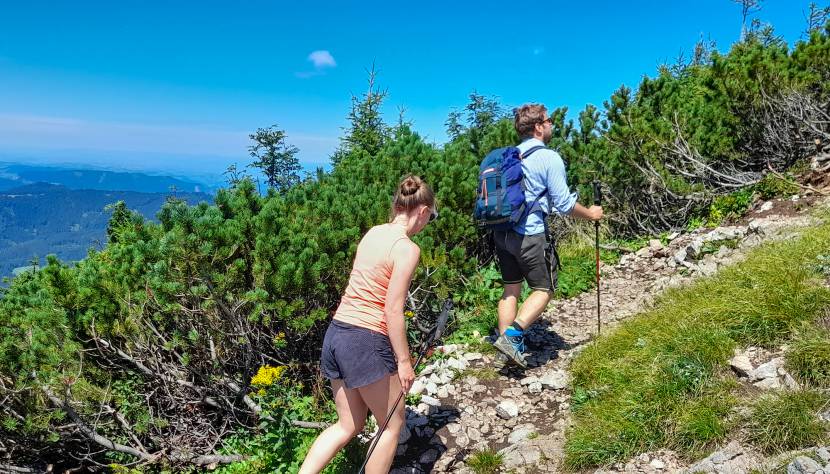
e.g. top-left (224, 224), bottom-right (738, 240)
top-left (565, 209), bottom-right (830, 469)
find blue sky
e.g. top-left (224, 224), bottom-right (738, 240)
top-left (0, 0), bottom-right (820, 182)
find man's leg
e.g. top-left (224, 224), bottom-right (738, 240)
top-left (497, 283), bottom-right (522, 335)
top-left (514, 289), bottom-right (552, 330)
top-left (492, 230), bottom-right (530, 368)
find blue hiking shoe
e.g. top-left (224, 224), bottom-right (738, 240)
top-left (492, 327), bottom-right (527, 369)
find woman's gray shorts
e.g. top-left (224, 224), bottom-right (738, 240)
top-left (320, 320), bottom-right (398, 389)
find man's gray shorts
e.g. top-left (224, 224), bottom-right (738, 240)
top-left (493, 229), bottom-right (558, 292)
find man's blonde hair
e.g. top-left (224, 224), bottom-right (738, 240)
top-left (513, 104), bottom-right (548, 138)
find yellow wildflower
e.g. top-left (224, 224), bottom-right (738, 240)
top-left (405, 310), bottom-right (415, 319)
top-left (250, 365), bottom-right (287, 386)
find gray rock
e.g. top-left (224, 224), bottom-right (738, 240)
top-left (750, 357), bottom-right (784, 381)
top-left (496, 400), bottom-right (519, 419)
top-left (462, 352), bottom-right (483, 361)
top-left (687, 441), bottom-right (744, 473)
top-left (409, 379), bottom-right (425, 395)
top-left (758, 201), bottom-right (774, 212)
top-left (729, 354), bottom-right (754, 376)
top-left (519, 376), bottom-right (539, 386)
top-left (407, 415), bottom-right (428, 428)
top-left (507, 425), bottom-right (536, 444)
top-left (816, 447), bottom-right (830, 463)
top-left (783, 372), bottom-right (801, 389)
top-left (698, 261), bottom-right (718, 276)
top-left (438, 344), bottom-right (459, 354)
top-left (650, 459), bottom-right (665, 470)
top-left (528, 381), bottom-right (543, 394)
top-left (398, 426), bottom-right (411, 445)
top-left (753, 377), bottom-right (782, 389)
top-left (421, 395), bottom-right (441, 406)
top-left (499, 443), bottom-right (541, 469)
top-left (436, 372), bottom-right (453, 384)
top-left (446, 357), bottom-right (468, 371)
top-left (673, 248), bottom-right (688, 264)
top-left (419, 449), bottom-right (439, 464)
top-left (649, 239), bottom-right (664, 251)
top-left (539, 369), bottom-right (568, 390)
top-left (425, 381), bottom-right (438, 395)
top-left (686, 239), bottom-right (703, 259)
top-left (705, 226), bottom-right (745, 242)
top-left (787, 456), bottom-right (822, 474)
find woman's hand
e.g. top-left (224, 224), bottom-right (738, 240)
top-left (397, 359), bottom-right (415, 393)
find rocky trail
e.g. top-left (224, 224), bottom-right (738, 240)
top-left (383, 190), bottom-right (830, 473)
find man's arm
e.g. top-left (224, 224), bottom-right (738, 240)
top-left (544, 151), bottom-right (602, 221)
top-left (569, 202), bottom-right (603, 221)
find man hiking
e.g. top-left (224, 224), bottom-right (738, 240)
top-left (491, 103), bottom-right (603, 368)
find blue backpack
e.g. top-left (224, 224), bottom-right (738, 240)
top-left (474, 145), bottom-right (547, 230)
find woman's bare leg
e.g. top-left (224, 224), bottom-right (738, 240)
top-left (358, 374), bottom-right (405, 474)
top-left (299, 379), bottom-right (367, 474)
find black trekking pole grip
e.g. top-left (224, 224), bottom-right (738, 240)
top-left (592, 180), bottom-right (602, 206)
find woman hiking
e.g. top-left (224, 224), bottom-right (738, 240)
top-left (299, 175), bottom-right (437, 474)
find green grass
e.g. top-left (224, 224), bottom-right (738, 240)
top-left (744, 390), bottom-right (829, 454)
top-left (564, 215), bottom-right (830, 469)
top-left (785, 325), bottom-right (830, 388)
top-left (467, 449), bottom-right (503, 474)
top-left (555, 236), bottom-right (620, 300)
top-left (458, 367), bottom-right (500, 381)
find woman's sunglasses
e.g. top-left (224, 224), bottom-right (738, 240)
top-left (429, 208), bottom-right (439, 223)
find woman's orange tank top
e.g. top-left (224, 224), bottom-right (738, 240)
top-left (332, 223), bottom-right (410, 335)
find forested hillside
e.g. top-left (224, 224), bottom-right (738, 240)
top-left (0, 183), bottom-right (210, 278)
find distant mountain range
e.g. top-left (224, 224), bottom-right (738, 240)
top-left (0, 162), bottom-right (216, 194)
top-left (0, 162), bottom-right (215, 279)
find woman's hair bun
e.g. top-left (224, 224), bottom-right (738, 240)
top-left (391, 174), bottom-right (435, 219)
top-left (400, 176), bottom-right (421, 196)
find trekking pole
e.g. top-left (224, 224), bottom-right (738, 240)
top-left (358, 299), bottom-right (453, 474)
top-left (593, 181), bottom-right (603, 335)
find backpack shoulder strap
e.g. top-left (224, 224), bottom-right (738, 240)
top-left (520, 145), bottom-right (547, 159)
top-left (522, 145), bottom-right (550, 216)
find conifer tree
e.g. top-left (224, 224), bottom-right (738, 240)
top-left (248, 125), bottom-right (301, 192)
top-left (330, 64), bottom-right (390, 166)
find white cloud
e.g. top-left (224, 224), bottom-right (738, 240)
top-left (308, 50), bottom-right (336, 69)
